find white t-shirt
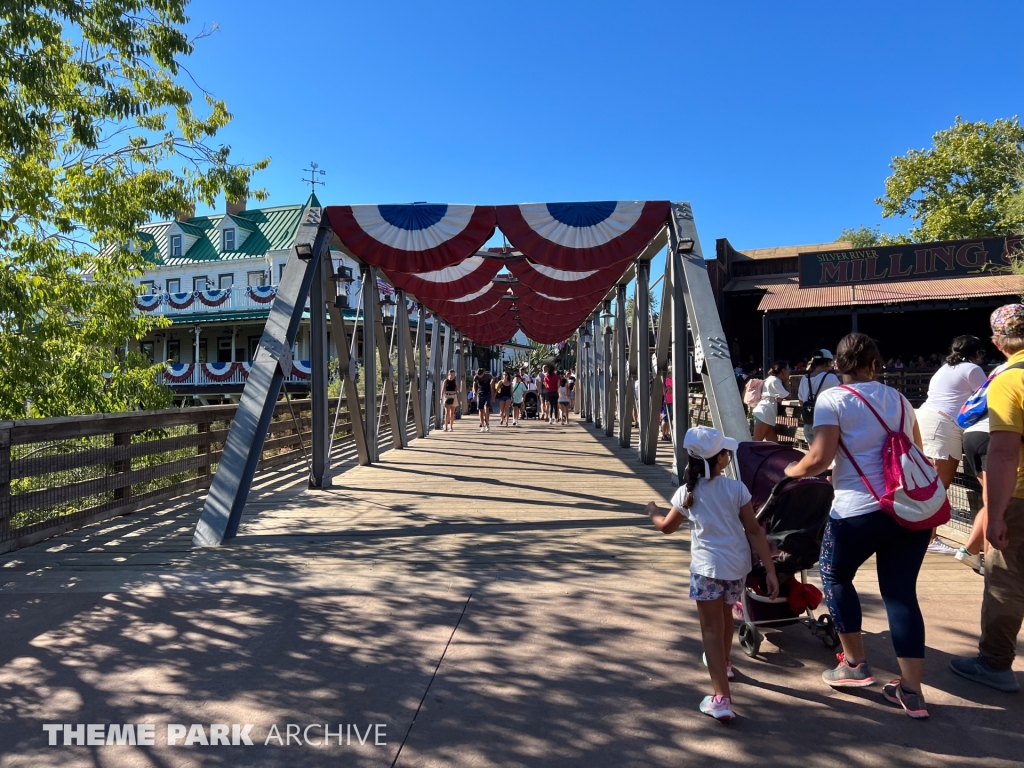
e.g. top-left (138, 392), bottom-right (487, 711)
top-left (752, 375), bottom-right (790, 425)
top-left (670, 476), bottom-right (753, 581)
top-left (814, 382), bottom-right (917, 519)
top-left (798, 371), bottom-right (840, 403)
top-left (922, 362), bottom-right (986, 419)
top-left (963, 363), bottom-right (1007, 434)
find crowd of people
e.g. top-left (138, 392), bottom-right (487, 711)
top-left (444, 364), bottom-right (577, 432)
top-left (649, 305), bottom-right (1024, 722)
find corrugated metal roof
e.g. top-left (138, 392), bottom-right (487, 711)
top-left (757, 274), bottom-right (1024, 312)
top-left (139, 199), bottom-right (310, 266)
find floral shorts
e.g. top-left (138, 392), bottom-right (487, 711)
top-left (689, 574), bottom-right (745, 604)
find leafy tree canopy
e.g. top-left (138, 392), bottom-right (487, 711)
top-left (0, 0), bottom-right (268, 419)
top-left (876, 116), bottom-right (1024, 242)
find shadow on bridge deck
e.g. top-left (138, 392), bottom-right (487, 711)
top-left (0, 415), bottom-right (1020, 767)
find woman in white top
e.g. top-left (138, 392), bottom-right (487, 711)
top-left (785, 333), bottom-right (932, 718)
top-left (917, 335), bottom-right (987, 488)
top-left (751, 362), bottom-right (791, 442)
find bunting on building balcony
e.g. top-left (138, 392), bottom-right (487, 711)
top-left (201, 362), bottom-right (238, 381)
top-left (291, 360), bottom-right (312, 380)
top-left (198, 289), bottom-right (231, 308)
top-left (246, 285), bottom-right (277, 304)
top-left (135, 294), bottom-right (163, 312)
top-left (166, 291), bottom-right (197, 310)
top-left (163, 363), bottom-right (194, 383)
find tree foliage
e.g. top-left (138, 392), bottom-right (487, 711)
top-left (876, 116), bottom-right (1024, 242)
top-left (0, 0), bottom-right (268, 418)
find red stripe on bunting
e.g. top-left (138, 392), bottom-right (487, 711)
top-left (325, 205), bottom-right (497, 273)
top-left (506, 258), bottom-right (628, 299)
top-left (387, 257), bottom-right (501, 302)
top-left (424, 283), bottom-right (509, 317)
top-left (515, 286), bottom-right (610, 316)
top-left (495, 201), bottom-right (669, 271)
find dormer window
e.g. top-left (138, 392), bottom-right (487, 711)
top-left (170, 234), bottom-right (183, 257)
top-left (222, 228), bottom-right (236, 252)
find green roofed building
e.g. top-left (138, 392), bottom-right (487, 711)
top-left (130, 193), bottom-right (400, 401)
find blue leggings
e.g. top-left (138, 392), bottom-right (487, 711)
top-left (819, 511), bottom-right (931, 658)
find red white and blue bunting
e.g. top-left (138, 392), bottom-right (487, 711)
top-left (291, 360), bottom-right (312, 380)
top-left (326, 204), bottom-right (496, 273)
top-left (166, 292), bottom-right (196, 310)
top-left (163, 363), bottom-right (194, 383)
top-left (201, 362), bottom-right (237, 381)
top-left (246, 285), bottom-right (277, 304)
top-left (136, 294), bottom-right (163, 312)
top-left (198, 289), bottom-right (231, 308)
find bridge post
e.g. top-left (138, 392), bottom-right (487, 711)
top-left (669, 202), bottom-right (750, 443)
top-left (417, 304), bottom-right (428, 432)
top-left (617, 284), bottom-right (631, 448)
top-left (643, 256), bottom-right (673, 465)
top-left (593, 314), bottom-right (604, 429)
top-left (374, 294), bottom-right (403, 450)
top-left (362, 265), bottom-right (379, 463)
top-left (426, 317), bottom-right (440, 431)
top-left (403, 299), bottom-right (425, 439)
top-left (325, 257), bottom-right (370, 466)
top-left (604, 300), bottom-right (615, 437)
top-left (309, 246), bottom-right (330, 486)
top-left (396, 289), bottom-right (409, 441)
top-left (193, 204), bottom-right (331, 546)
top-left (671, 248), bottom-right (689, 480)
top-left (636, 260), bottom-right (652, 461)
top-left (582, 323), bottom-right (592, 423)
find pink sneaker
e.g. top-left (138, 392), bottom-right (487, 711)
top-left (699, 694), bottom-right (735, 721)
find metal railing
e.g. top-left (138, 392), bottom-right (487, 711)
top-left (0, 397), bottom-right (378, 554)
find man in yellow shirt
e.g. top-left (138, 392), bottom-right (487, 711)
top-left (951, 304), bottom-right (1024, 692)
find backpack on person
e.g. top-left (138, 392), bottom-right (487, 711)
top-left (957, 362), bottom-right (1024, 428)
top-left (742, 378), bottom-right (763, 408)
top-left (800, 372), bottom-right (836, 425)
top-left (836, 385), bottom-right (950, 531)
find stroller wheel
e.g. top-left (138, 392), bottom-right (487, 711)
top-left (817, 614), bottom-right (839, 649)
top-left (738, 622), bottom-right (761, 657)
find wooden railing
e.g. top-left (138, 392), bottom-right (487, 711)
top-left (0, 397), bottom-right (381, 554)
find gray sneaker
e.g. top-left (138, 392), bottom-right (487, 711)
top-left (823, 653), bottom-right (875, 687)
top-left (882, 680), bottom-right (929, 718)
top-left (950, 655), bottom-right (1021, 692)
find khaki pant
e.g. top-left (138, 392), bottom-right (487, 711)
top-left (980, 497), bottom-right (1024, 670)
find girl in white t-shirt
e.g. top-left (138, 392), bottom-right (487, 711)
top-left (752, 362), bottom-right (792, 441)
top-left (647, 426), bottom-right (779, 722)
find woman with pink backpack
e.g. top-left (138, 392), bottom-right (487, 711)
top-left (784, 333), bottom-right (950, 720)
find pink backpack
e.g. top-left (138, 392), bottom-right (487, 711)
top-left (743, 378), bottom-right (764, 408)
top-left (836, 385), bottom-right (951, 531)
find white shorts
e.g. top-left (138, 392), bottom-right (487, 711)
top-left (916, 403), bottom-right (963, 461)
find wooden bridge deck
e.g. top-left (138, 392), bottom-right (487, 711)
top-left (0, 415), bottom-right (1020, 767)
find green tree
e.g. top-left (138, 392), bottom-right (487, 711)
top-left (877, 116), bottom-right (1024, 242)
top-left (0, 1), bottom-right (268, 418)
top-left (836, 226), bottom-right (881, 248)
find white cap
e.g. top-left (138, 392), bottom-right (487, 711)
top-left (683, 426), bottom-right (739, 460)
top-left (817, 349), bottom-right (834, 359)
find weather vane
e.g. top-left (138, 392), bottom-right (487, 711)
top-left (302, 162), bottom-right (326, 190)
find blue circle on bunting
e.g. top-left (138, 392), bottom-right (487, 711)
top-left (546, 202), bottom-right (617, 228)
top-left (378, 204), bottom-right (449, 231)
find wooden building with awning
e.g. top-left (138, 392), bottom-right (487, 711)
top-left (712, 235), bottom-right (1024, 369)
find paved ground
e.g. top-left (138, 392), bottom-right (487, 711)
top-left (0, 414), bottom-right (1021, 767)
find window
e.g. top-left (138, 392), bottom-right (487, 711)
top-left (140, 341), bottom-right (155, 363)
top-left (170, 234), bottom-right (182, 258)
top-left (248, 336), bottom-right (262, 362)
top-left (278, 263), bottom-right (286, 283)
top-left (193, 337), bottom-right (207, 364)
top-left (222, 228), bottom-right (235, 252)
top-left (193, 276), bottom-right (208, 291)
top-left (247, 270), bottom-right (266, 287)
top-left (166, 278), bottom-right (180, 294)
top-left (167, 340), bottom-right (181, 363)
top-left (218, 273), bottom-right (234, 289)
top-left (217, 337), bottom-right (233, 363)
top-left (139, 280), bottom-right (156, 294)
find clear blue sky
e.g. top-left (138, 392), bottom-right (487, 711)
top-left (186, 0), bottom-right (1023, 257)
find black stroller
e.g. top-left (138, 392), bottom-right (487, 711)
top-left (735, 442), bottom-right (839, 656)
top-left (522, 391), bottom-right (540, 419)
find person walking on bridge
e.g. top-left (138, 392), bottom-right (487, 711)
top-left (511, 373), bottom-right (526, 426)
top-left (543, 365), bottom-right (561, 425)
top-left (441, 369), bottom-right (460, 432)
top-left (474, 368), bottom-right (494, 432)
top-left (495, 371), bottom-right (514, 426)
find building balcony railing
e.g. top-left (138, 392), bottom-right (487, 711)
top-left (161, 360), bottom-right (311, 388)
top-left (136, 285), bottom-right (280, 316)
